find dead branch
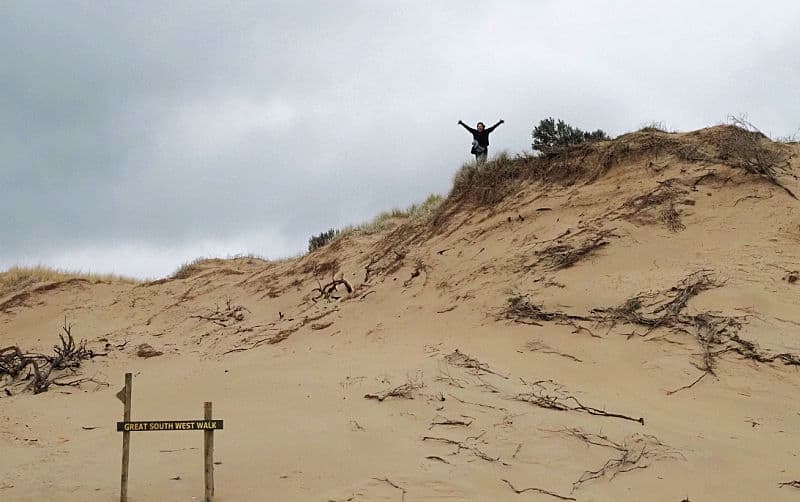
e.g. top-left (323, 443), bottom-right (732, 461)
top-left (779, 480), bottom-right (800, 489)
top-left (444, 349), bottom-right (508, 379)
top-left (525, 340), bottom-right (583, 363)
top-left (0, 318), bottom-right (95, 395)
top-left (448, 393), bottom-right (507, 411)
top-left (666, 372), bottom-right (711, 395)
top-left (616, 180), bottom-right (689, 232)
top-left (592, 271), bottom-right (720, 333)
top-left (312, 277), bottom-right (353, 302)
top-left (549, 427), bottom-right (626, 452)
top-left (514, 379), bottom-right (644, 425)
top-left (435, 367), bottom-right (467, 388)
top-left (372, 477), bottom-right (406, 501)
top-left (429, 415), bottom-right (473, 429)
top-left (425, 455), bottom-right (450, 464)
top-left (720, 117), bottom-right (796, 199)
top-left (572, 433), bottom-right (675, 491)
top-left (501, 479), bottom-right (576, 500)
top-left (365, 378), bottom-right (423, 402)
top-left (531, 229), bottom-right (616, 270)
top-left (505, 296), bottom-right (589, 325)
top-left (190, 298), bottom-right (249, 327)
top-left (422, 432), bottom-right (506, 465)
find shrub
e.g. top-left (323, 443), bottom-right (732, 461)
top-left (532, 117), bottom-right (609, 154)
top-left (308, 228), bottom-right (340, 252)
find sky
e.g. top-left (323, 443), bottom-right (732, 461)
top-left (2, 1), bottom-right (799, 279)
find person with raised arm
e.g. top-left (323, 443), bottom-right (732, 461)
top-left (458, 119), bottom-right (504, 163)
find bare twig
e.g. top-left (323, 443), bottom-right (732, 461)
top-left (501, 479), bottom-right (576, 500)
top-left (372, 477), bottom-right (406, 501)
top-left (514, 379), bottom-right (644, 425)
top-left (365, 377), bottom-right (423, 402)
top-left (444, 349), bottom-right (508, 379)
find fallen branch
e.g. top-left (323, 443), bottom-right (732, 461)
top-left (444, 349), bottom-right (508, 379)
top-left (365, 378), bottom-right (423, 402)
top-left (311, 277), bottom-right (353, 302)
top-left (501, 479), bottom-right (576, 500)
top-left (514, 379), bottom-right (644, 425)
top-left (372, 477), bottom-right (406, 501)
top-left (572, 433), bottom-right (675, 491)
top-left (422, 432), bottom-right (506, 465)
top-left (530, 228), bottom-right (616, 270)
top-left (190, 298), bottom-right (249, 327)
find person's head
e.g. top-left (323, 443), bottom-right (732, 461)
top-left (477, 122), bottom-right (485, 131)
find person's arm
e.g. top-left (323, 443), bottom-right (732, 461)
top-left (486, 119), bottom-right (504, 133)
top-left (458, 120), bottom-right (476, 134)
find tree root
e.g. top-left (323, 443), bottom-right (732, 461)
top-left (444, 349), bottom-right (508, 379)
top-left (501, 479), bottom-right (576, 500)
top-left (514, 379), bottom-right (644, 425)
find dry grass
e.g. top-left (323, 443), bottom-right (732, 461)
top-left (340, 193), bottom-right (444, 237)
top-left (170, 258), bottom-right (214, 279)
top-left (0, 266), bottom-right (138, 298)
top-left (716, 118), bottom-right (796, 198)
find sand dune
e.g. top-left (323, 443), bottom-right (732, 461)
top-left (2, 126), bottom-right (800, 501)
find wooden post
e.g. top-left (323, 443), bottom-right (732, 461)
top-left (204, 401), bottom-right (214, 501)
top-left (120, 373), bottom-right (132, 502)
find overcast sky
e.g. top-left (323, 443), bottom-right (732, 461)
top-left (2, 1), bottom-right (798, 278)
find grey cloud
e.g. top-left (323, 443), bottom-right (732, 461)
top-left (2, 1), bottom-right (799, 276)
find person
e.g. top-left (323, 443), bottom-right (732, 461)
top-left (458, 119), bottom-right (504, 163)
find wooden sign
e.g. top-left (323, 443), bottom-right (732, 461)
top-left (117, 420), bottom-right (224, 432)
top-left (118, 373), bottom-right (220, 502)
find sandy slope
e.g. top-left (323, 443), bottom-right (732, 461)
top-left (2, 127), bottom-right (800, 501)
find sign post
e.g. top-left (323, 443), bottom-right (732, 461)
top-left (120, 372), bottom-right (132, 502)
top-left (204, 401), bottom-right (215, 501)
top-left (116, 374), bottom-right (223, 501)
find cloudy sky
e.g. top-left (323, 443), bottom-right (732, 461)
top-left (2, 1), bottom-right (798, 278)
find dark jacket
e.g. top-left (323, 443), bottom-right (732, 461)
top-left (459, 121), bottom-right (503, 147)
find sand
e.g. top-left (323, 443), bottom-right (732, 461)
top-left (2, 127), bottom-right (800, 501)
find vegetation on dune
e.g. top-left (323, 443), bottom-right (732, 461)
top-left (307, 194), bottom-right (443, 253)
top-left (308, 228), bottom-right (341, 252)
top-left (531, 117), bottom-right (610, 154)
top-left (0, 265), bottom-right (138, 298)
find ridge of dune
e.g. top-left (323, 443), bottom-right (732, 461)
top-left (2, 126), bottom-right (800, 501)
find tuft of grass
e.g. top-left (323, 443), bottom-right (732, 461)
top-left (170, 257), bottom-right (214, 279)
top-left (638, 121), bottom-right (669, 133)
top-left (450, 151), bottom-right (540, 204)
top-left (0, 265), bottom-right (138, 298)
top-left (347, 193), bottom-right (444, 235)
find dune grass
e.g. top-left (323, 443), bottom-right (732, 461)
top-left (0, 265), bottom-right (139, 298)
top-left (338, 193), bottom-right (444, 237)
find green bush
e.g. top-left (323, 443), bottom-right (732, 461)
top-left (308, 228), bottom-right (340, 252)
top-left (532, 117), bottom-right (609, 154)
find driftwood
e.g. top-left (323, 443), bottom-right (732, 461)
top-left (505, 296), bottom-right (596, 336)
top-left (501, 479), bottom-right (576, 500)
top-left (190, 298), bottom-right (249, 327)
top-left (571, 433), bottom-right (674, 491)
top-left (0, 318), bottom-right (97, 395)
top-left (372, 477), bottom-right (406, 501)
top-left (311, 277), bottom-right (353, 302)
top-left (444, 349), bottom-right (508, 379)
top-left (514, 379), bottom-right (644, 425)
top-left (364, 377), bottom-right (423, 402)
top-left (422, 431), bottom-right (506, 465)
top-left (531, 228), bottom-right (616, 270)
